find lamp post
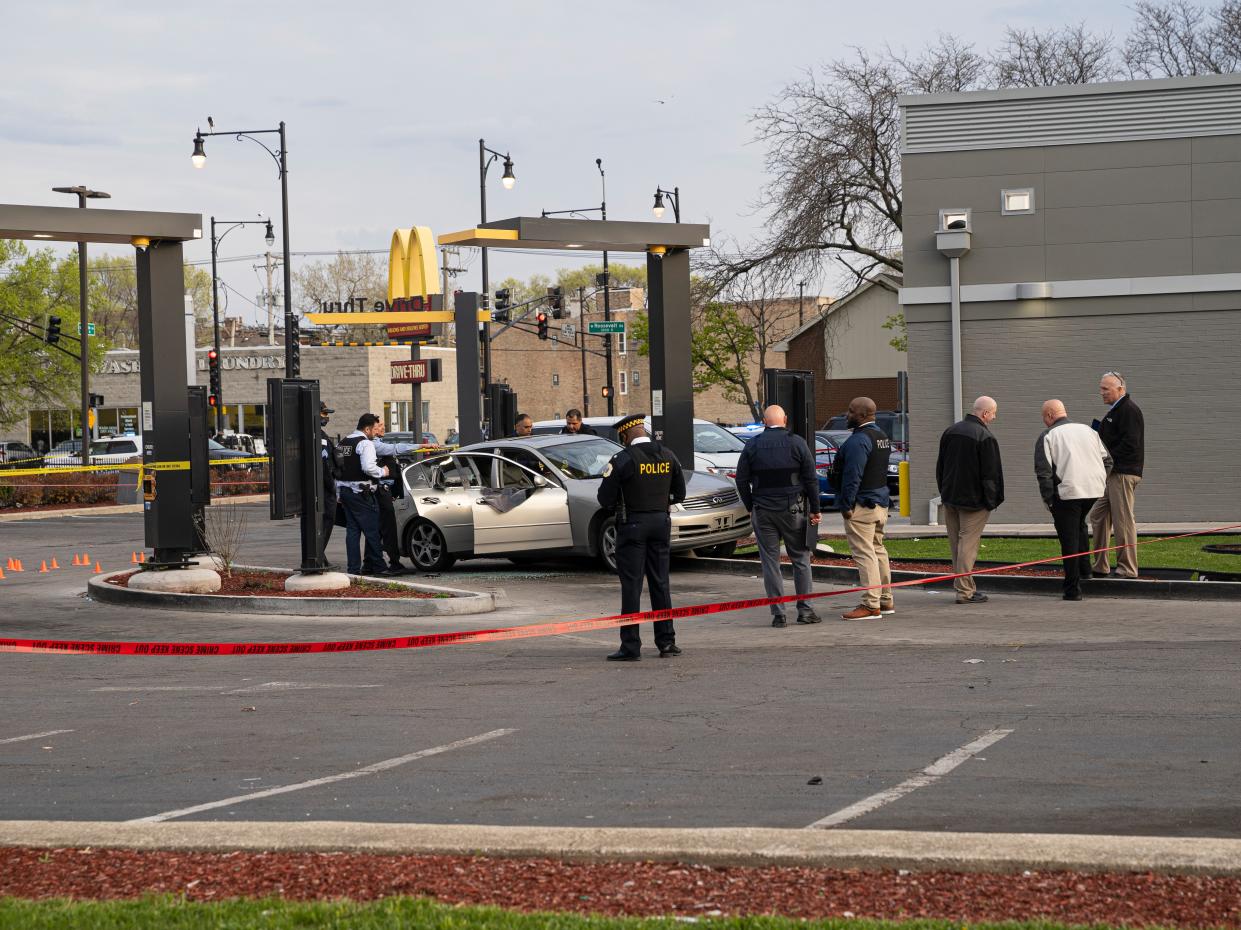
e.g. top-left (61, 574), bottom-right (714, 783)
top-left (935, 213), bottom-right (972, 422)
top-left (191, 120), bottom-right (298, 375)
top-left (652, 186), bottom-right (681, 223)
top-left (478, 139), bottom-right (516, 436)
top-left (209, 216), bottom-right (275, 432)
top-left (52, 185), bottom-right (110, 467)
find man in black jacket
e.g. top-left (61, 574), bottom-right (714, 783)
top-left (935, 396), bottom-right (1004, 604)
top-left (1089, 371), bottom-right (1145, 578)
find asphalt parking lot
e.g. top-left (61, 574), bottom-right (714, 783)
top-left (1, 504), bottom-right (1238, 836)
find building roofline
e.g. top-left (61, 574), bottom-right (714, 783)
top-left (773, 273), bottom-right (901, 350)
top-left (899, 71), bottom-right (1241, 108)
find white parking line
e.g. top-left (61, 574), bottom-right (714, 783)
top-left (807, 727), bottom-right (1014, 829)
top-left (0, 729), bottom-right (74, 745)
top-left (127, 728), bottom-right (517, 824)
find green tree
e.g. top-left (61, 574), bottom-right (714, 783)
top-left (0, 242), bottom-right (97, 430)
top-left (87, 254), bottom-right (213, 348)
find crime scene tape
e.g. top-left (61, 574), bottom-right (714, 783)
top-left (1, 524), bottom-right (1237, 658)
top-left (0, 458), bottom-right (271, 479)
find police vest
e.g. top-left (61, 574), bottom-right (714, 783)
top-left (747, 428), bottom-right (803, 491)
top-left (830, 424), bottom-right (891, 491)
top-left (337, 435), bottom-right (374, 484)
top-left (621, 442), bottom-right (677, 512)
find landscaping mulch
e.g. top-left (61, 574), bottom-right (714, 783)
top-left (105, 569), bottom-right (442, 599)
top-left (1, 848), bottom-right (1238, 927)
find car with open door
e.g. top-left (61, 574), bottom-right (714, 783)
top-left (393, 435), bottom-right (749, 572)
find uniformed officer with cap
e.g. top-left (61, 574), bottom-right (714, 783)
top-left (597, 413), bottom-right (687, 661)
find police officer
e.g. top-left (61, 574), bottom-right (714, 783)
top-left (319, 403), bottom-right (341, 552)
top-left (335, 413), bottom-right (390, 576)
top-left (561, 409), bottom-right (597, 436)
top-left (371, 418), bottom-right (420, 575)
top-left (735, 404), bottom-right (821, 627)
top-left (830, 396), bottom-right (894, 620)
top-left (597, 413), bottom-right (686, 661)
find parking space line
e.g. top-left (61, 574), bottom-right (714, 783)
top-left (127, 728), bottom-right (517, 824)
top-left (807, 727), bottom-right (1013, 829)
top-left (0, 729), bottom-right (74, 745)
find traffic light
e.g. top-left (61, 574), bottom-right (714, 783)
top-left (547, 286), bottom-right (564, 312)
top-left (207, 348), bottom-right (221, 408)
top-left (89, 393), bottom-right (105, 408)
top-left (536, 311), bottom-right (549, 341)
top-left (45, 315), bottom-right (62, 345)
top-left (601, 384), bottom-right (612, 399)
top-left (492, 308), bottom-right (510, 323)
top-left (289, 316), bottom-right (301, 376)
top-left (492, 287), bottom-right (511, 322)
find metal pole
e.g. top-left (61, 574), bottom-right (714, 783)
top-left (578, 285), bottom-right (589, 416)
top-left (210, 217), bottom-right (222, 433)
top-left (265, 252), bottom-right (275, 346)
top-left (478, 139), bottom-right (492, 435)
top-left (279, 122), bottom-right (295, 375)
top-left (949, 255), bottom-right (963, 422)
top-left (798, 281), bottom-right (805, 327)
top-left (76, 196), bottom-right (89, 467)
top-left (598, 159), bottom-right (613, 416)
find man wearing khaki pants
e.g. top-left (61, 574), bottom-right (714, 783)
top-left (935, 396), bottom-right (1005, 604)
top-left (1090, 371), bottom-right (1144, 578)
top-left (831, 397), bottom-right (894, 621)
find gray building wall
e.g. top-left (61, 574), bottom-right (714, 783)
top-left (902, 75), bottom-right (1241, 523)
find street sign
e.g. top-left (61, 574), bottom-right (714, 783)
top-left (561, 322), bottom-right (576, 338)
top-left (587, 320), bottom-right (625, 335)
top-left (76, 322), bottom-right (97, 336)
top-left (390, 358), bottom-right (443, 384)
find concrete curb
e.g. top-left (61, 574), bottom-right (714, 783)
top-left (86, 565), bottom-right (495, 618)
top-left (697, 556), bottom-right (1241, 602)
top-left (1, 821), bottom-right (1238, 876)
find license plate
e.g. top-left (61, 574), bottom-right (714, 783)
top-left (712, 515), bottom-right (729, 530)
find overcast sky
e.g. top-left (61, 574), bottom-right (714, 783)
top-left (4, 0), bottom-right (1137, 326)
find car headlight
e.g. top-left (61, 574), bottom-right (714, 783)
top-left (705, 466), bottom-right (737, 479)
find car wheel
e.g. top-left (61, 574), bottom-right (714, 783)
top-left (405, 519), bottom-right (456, 572)
top-left (695, 540), bottom-right (738, 559)
top-left (596, 516), bottom-right (618, 574)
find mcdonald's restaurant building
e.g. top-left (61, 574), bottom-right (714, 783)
top-left (4, 341), bottom-right (459, 453)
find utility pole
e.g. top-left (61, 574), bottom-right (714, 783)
top-left (597, 158), bottom-right (614, 416)
top-left (265, 251), bottom-right (277, 346)
top-left (578, 285), bottom-right (589, 416)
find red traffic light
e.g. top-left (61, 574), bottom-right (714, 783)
top-left (536, 312), bottom-right (547, 323)
top-left (207, 349), bottom-right (219, 364)
top-left (207, 394), bottom-right (219, 407)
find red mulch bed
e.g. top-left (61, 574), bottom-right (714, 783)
top-left (105, 569), bottom-right (440, 599)
top-left (1, 848), bottom-right (1238, 927)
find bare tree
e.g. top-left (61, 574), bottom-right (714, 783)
top-left (992, 24), bottom-right (1119, 87)
top-left (1124, 0), bottom-right (1241, 75)
top-left (201, 500), bottom-right (248, 578)
top-left (295, 252), bottom-right (389, 342)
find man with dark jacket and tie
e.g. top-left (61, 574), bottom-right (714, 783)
top-left (1090, 371), bottom-right (1145, 578)
top-left (935, 396), bottom-right (1005, 605)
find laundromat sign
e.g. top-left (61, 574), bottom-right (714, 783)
top-left (101, 353), bottom-right (285, 375)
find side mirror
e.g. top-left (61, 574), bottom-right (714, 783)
top-left (532, 474), bottom-right (549, 488)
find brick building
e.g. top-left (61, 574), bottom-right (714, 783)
top-left (775, 274), bottom-right (908, 426)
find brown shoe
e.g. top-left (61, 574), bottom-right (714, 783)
top-left (841, 605), bottom-right (882, 621)
top-left (879, 601), bottom-right (895, 615)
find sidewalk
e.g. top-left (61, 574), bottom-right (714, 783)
top-left (815, 513), bottom-right (1228, 539)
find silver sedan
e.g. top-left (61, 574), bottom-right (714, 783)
top-left (392, 435), bottom-right (750, 572)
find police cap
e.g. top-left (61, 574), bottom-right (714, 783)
top-left (614, 413), bottom-right (646, 435)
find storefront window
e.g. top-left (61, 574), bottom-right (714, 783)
top-left (50, 408), bottom-right (74, 447)
top-left (117, 408), bottom-right (140, 436)
top-left (95, 407), bottom-right (120, 437)
top-left (240, 404), bottom-right (266, 439)
top-left (27, 411), bottom-right (51, 454)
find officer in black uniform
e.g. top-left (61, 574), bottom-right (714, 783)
top-left (597, 413), bottom-right (687, 661)
top-left (319, 403), bottom-right (341, 552)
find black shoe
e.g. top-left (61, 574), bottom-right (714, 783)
top-left (385, 563), bottom-right (413, 576)
top-left (771, 615), bottom-right (787, 628)
top-left (658, 644), bottom-right (682, 657)
top-left (956, 593), bottom-right (989, 604)
top-left (606, 650), bottom-right (640, 662)
top-left (1064, 591), bottom-right (1083, 601)
top-left (796, 610), bottom-right (822, 624)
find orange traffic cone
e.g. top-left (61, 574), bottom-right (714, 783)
top-left (138, 552), bottom-right (146, 564)
top-left (0, 566), bottom-right (5, 579)
top-left (50, 557), bottom-right (59, 570)
top-left (81, 552), bottom-right (89, 565)
top-left (4, 557), bottom-right (12, 571)
top-left (13, 560), bottom-right (23, 572)
top-left (130, 551), bottom-right (139, 564)
top-left (39, 560), bottom-right (49, 573)
top-left (72, 554), bottom-right (81, 566)
top-left (93, 561), bottom-right (103, 574)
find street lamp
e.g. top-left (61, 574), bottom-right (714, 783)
top-left (478, 138), bottom-right (516, 434)
top-left (209, 215), bottom-right (274, 432)
top-left (539, 157), bottom-right (616, 415)
top-left (52, 185), bottom-right (111, 468)
top-left (190, 119), bottom-right (298, 375)
top-left (652, 186), bottom-right (680, 222)
top-left (935, 209), bottom-right (972, 422)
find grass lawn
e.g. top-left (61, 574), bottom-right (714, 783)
top-left (738, 535), bottom-right (1241, 574)
top-left (0, 896), bottom-right (1149, 929)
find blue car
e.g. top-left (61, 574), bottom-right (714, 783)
top-left (814, 431), bottom-right (905, 511)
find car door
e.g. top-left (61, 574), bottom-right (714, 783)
top-left (405, 454), bottom-right (480, 553)
top-left (469, 451), bottom-right (573, 554)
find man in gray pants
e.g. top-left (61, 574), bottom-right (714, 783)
top-left (735, 405), bottom-right (821, 627)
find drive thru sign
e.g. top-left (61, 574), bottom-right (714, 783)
top-left (390, 358), bottom-right (442, 384)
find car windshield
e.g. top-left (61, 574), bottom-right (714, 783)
top-left (208, 439), bottom-right (227, 451)
top-left (90, 440), bottom-right (137, 455)
top-left (538, 438), bottom-right (622, 479)
top-left (694, 422), bottom-right (746, 453)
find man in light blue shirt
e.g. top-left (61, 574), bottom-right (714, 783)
top-left (371, 420), bottom-right (421, 573)
top-left (335, 413), bottom-right (390, 576)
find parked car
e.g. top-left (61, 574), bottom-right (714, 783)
top-left (381, 431), bottom-right (440, 447)
top-left (822, 410), bottom-right (909, 450)
top-left (531, 416), bottom-right (746, 479)
top-left (0, 441), bottom-right (42, 469)
top-left (215, 432), bottom-right (265, 457)
top-left (813, 430), bottom-right (905, 511)
top-left (208, 438), bottom-right (254, 471)
top-left (45, 436), bottom-right (141, 469)
top-left (726, 424), bottom-right (765, 443)
top-left (393, 434), bottom-right (749, 572)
